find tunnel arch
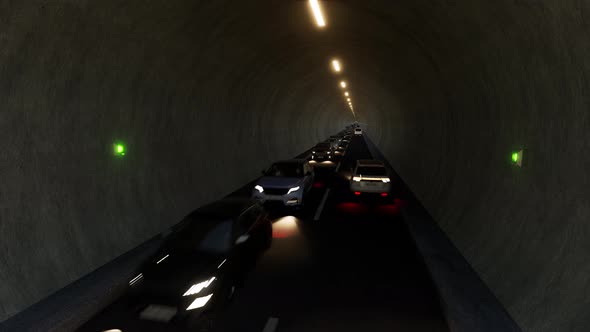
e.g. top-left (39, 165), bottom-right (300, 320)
top-left (2, 1), bottom-right (590, 331)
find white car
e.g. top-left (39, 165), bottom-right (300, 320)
top-left (252, 159), bottom-right (315, 207)
top-left (354, 128), bottom-right (362, 135)
top-left (350, 160), bottom-right (391, 196)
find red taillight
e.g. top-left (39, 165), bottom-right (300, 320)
top-left (354, 191), bottom-right (361, 196)
top-left (381, 193), bottom-right (388, 197)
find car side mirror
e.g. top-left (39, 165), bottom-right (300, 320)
top-left (236, 234), bottom-right (250, 245)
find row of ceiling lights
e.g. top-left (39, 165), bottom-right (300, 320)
top-left (309, 0), bottom-right (355, 118)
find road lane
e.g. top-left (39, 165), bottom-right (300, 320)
top-left (76, 134), bottom-right (448, 332)
top-left (217, 135), bottom-right (448, 332)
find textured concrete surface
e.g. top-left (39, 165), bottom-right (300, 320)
top-left (1, 1), bottom-right (589, 331)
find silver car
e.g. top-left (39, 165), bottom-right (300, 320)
top-left (252, 159), bottom-right (315, 207)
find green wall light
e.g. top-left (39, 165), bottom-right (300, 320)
top-left (114, 142), bottom-right (126, 156)
top-left (511, 149), bottom-right (523, 167)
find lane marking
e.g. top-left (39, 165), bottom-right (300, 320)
top-left (156, 254), bottom-right (169, 264)
top-left (129, 273), bottom-right (143, 286)
top-left (334, 161), bottom-right (342, 173)
top-left (262, 317), bottom-right (279, 332)
top-left (217, 259), bottom-right (227, 269)
top-left (314, 188), bottom-right (331, 221)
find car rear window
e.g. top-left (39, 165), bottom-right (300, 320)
top-left (356, 166), bottom-right (386, 176)
top-left (265, 163), bottom-right (303, 178)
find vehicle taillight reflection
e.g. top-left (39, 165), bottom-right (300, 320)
top-left (337, 202), bottom-right (369, 214)
top-left (376, 198), bottom-right (408, 216)
top-left (272, 216), bottom-right (300, 238)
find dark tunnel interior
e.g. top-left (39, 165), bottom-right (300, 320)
top-left (2, 1), bottom-right (590, 331)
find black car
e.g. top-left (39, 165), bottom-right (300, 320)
top-left (311, 142), bottom-right (334, 161)
top-left (77, 198), bottom-right (272, 332)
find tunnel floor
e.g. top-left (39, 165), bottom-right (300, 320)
top-left (78, 136), bottom-right (449, 332)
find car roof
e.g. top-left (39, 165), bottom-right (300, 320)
top-left (356, 159), bottom-right (385, 167)
top-left (190, 197), bottom-right (259, 219)
top-left (274, 159), bottom-right (307, 165)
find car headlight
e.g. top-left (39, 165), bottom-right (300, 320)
top-left (382, 178), bottom-right (391, 183)
top-left (327, 151), bottom-right (331, 154)
top-left (353, 177), bottom-right (362, 182)
top-left (186, 294), bottom-right (213, 311)
top-left (254, 185), bottom-right (264, 193)
top-left (287, 186), bottom-right (300, 194)
top-left (183, 277), bottom-right (216, 297)
top-left (312, 151), bottom-right (316, 154)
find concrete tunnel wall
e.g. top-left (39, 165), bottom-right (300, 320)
top-left (1, 1), bottom-right (589, 331)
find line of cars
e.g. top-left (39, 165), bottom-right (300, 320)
top-left (311, 133), bottom-right (351, 162)
top-left (250, 123), bottom-right (392, 208)
top-left (250, 130), bottom-right (354, 208)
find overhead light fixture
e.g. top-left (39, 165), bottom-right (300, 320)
top-left (340, 81), bottom-right (347, 88)
top-left (309, 0), bottom-right (326, 28)
top-left (332, 59), bottom-right (341, 72)
top-left (344, 92), bottom-right (349, 97)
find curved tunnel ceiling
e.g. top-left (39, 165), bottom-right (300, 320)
top-left (1, 1), bottom-right (589, 331)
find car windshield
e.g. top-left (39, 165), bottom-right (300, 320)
top-left (265, 162), bottom-right (303, 178)
top-left (356, 166), bottom-right (387, 176)
top-left (315, 143), bottom-right (330, 149)
top-left (164, 219), bottom-right (232, 254)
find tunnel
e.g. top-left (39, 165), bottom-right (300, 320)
top-left (1, 1), bottom-right (589, 331)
